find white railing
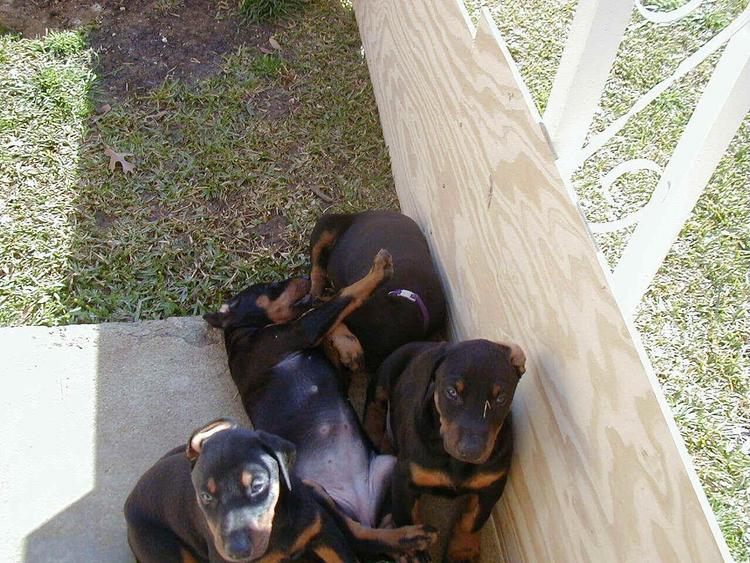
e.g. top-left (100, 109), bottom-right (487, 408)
top-left (544, 0), bottom-right (750, 316)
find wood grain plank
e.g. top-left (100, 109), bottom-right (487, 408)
top-left (352, 1), bottom-right (730, 561)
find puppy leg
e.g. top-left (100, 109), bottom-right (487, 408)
top-left (310, 528), bottom-right (357, 563)
top-left (391, 461), bottom-right (421, 527)
top-left (254, 249), bottom-right (394, 372)
top-left (304, 480), bottom-right (437, 559)
top-left (309, 213), bottom-right (356, 298)
top-left (126, 520), bottom-right (200, 563)
top-left (323, 323), bottom-right (365, 372)
top-left (445, 495), bottom-right (481, 563)
top-left (366, 453), bottom-right (397, 526)
top-left (328, 248), bottom-right (393, 330)
top-left (363, 384), bottom-right (392, 453)
top-left (363, 342), bottom-right (436, 453)
top-left (446, 478), bottom-right (505, 563)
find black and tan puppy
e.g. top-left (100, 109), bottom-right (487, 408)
top-left (364, 340), bottom-right (526, 563)
top-left (125, 420), bottom-right (433, 562)
top-left (308, 211), bottom-right (446, 372)
top-left (203, 249), bottom-right (437, 560)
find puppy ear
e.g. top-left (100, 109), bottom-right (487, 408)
top-left (203, 303), bottom-right (234, 328)
top-left (497, 340), bottom-right (526, 378)
top-left (256, 431), bottom-right (296, 491)
top-left (410, 343), bottom-right (448, 403)
top-left (186, 418), bottom-right (239, 462)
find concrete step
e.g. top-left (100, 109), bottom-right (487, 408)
top-left (0, 317), bottom-right (249, 563)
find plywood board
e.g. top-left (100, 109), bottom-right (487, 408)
top-left (352, 1), bottom-right (731, 560)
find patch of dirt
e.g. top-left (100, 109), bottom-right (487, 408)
top-left (94, 209), bottom-right (115, 229)
top-left (253, 214), bottom-right (287, 251)
top-left (0, 0), bottom-right (274, 98)
top-left (248, 89), bottom-right (297, 120)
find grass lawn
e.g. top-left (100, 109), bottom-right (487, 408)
top-left (465, 0), bottom-right (749, 558)
top-left (1, 0), bottom-right (748, 559)
top-left (0, 0), bottom-right (394, 325)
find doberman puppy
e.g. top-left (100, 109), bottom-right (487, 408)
top-left (308, 211), bottom-right (446, 372)
top-left (202, 249), bottom-right (437, 560)
top-left (363, 340), bottom-right (526, 563)
top-left (125, 420), bottom-right (434, 562)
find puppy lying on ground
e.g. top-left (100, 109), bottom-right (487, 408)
top-left (364, 340), bottom-right (526, 563)
top-left (125, 421), bottom-right (432, 562)
top-left (308, 211), bottom-right (446, 372)
top-left (203, 249), bottom-right (437, 560)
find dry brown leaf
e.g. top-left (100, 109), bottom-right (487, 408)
top-left (259, 46), bottom-right (273, 54)
top-left (144, 110), bottom-right (169, 121)
top-left (268, 36), bottom-right (281, 50)
top-left (104, 147), bottom-right (135, 175)
top-left (310, 186), bottom-right (334, 203)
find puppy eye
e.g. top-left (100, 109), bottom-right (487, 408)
top-left (250, 481), bottom-right (266, 495)
top-left (199, 491), bottom-right (214, 504)
top-left (445, 386), bottom-right (459, 400)
top-left (495, 394), bottom-right (506, 405)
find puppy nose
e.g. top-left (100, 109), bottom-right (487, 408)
top-left (226, 530), bottom-right (253, 558)
top-left (457, 433), bottom-right (485, 461)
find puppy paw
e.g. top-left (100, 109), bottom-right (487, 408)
top-left (446, 531), bottom-right (480, 563)
top-left (334, 333), bottom-right (365, 372)
top-left (372, 248), bottom-right (394, 281)
top-left (397, 524), bottom-right (438, 552)
top-left (396, 551), bottom-right (432, 563)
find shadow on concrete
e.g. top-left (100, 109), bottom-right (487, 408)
top-left (17, 318), bottom-right (248, 562)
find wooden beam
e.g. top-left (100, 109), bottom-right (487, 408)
top-left (353, 1), bottom-right (731, 560)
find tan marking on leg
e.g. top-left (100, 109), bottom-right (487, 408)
top-left (410, 497), bottom-right (422, 525)
top-left (322, 335), bottom-right (342, 369)
top-left (325, 323), bottom-right (364, 371)
top-left (312, 545), bottom-right (345, 563)
top-left (310, 230), bottom-right (336, 298)
top-left (302, 480), bottom-right (436, 553)
top-left (348, 520), bottom-right (437, 552)
top-left (316, 249), bottom-right (393, 344)
top-left (409, 462), bottom-right (453, 489)
top-left (447, 495), bottom-right (481, 562)
top-left (463, 469), bottom-right (506, 490)
top-left (256, 278), bottom-right (311, 324)
top-left (180, 547), bottom-right (200, 563)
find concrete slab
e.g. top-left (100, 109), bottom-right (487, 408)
top-left (0, 317), bottom-right (249, 563)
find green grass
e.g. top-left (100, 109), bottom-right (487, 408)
top-left (466, 0), bottom-right (749, 558)
top-left (239, 0), bottom-right (307, 23)
top-left (0, 0), bottom-right (395, 325)
top-left (0, 30), bottom-right (95, 325)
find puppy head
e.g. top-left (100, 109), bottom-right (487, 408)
top-left (429, 339), bottom-right (525, 464)
top-left (203, 276), bottom-right (312, 329)
top-left (187, 420), bottom-right (296, 562)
